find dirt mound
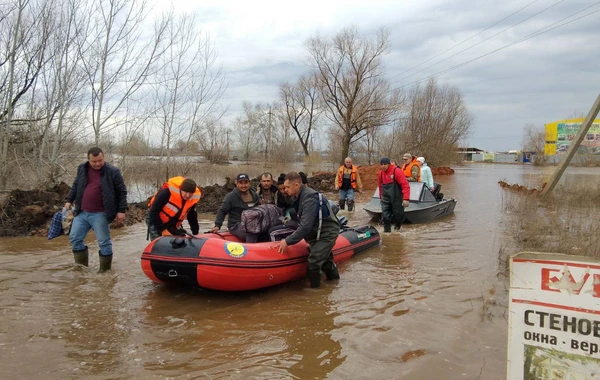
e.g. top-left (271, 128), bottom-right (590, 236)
top-left (498, 180), bottom-right (546, 195)
top-left (432, 167), bottom-right (455, 175)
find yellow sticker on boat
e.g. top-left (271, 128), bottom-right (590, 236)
top-left (225, 242), bottom-right (247, 258)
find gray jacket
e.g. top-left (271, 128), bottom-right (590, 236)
top-left (285, 186), bottom-right (339, 245)
top-left (214, 188), bottom-right (260, 229)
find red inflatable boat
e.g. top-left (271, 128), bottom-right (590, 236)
top-left (141, 225), bottom-right (380, 291)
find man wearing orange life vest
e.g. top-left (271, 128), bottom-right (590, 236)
top-left (401, 153), bottom-right (421, 182)
top-left (146, 177), bottom-right (202, 240)
top-left (334, 157), bottom-right (362, 211)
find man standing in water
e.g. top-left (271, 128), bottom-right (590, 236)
top-left (277, 172), bottom-right (340, 288)
top-left (64, 147), bottom-right (127, 272)
top-left (377, 157), bottom-right (410, 233)
top-left (334, 157), bottom-right (362, 211)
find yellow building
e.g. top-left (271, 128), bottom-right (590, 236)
top-left (545, 118), bottom-right (600, 155)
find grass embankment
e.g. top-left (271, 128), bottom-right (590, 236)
top-left (500, 184), bottom-right (600, 271)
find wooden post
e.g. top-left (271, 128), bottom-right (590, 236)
top-left (541, 94), bottom-right (600, 196)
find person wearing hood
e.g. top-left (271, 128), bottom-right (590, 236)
top-left (377, 157), bottom-right (410, 233)
top-left (210, 173), bottom-right (261, 242)
top-left (417, 157), bottom-right (434, 189)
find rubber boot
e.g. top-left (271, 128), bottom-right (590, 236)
top-left (347, 200), bottom-right (355, 212)
top-left (323, 262), bottom-right (340, 280)
top-left (338, 199), bottom-right (346, 210)
top-left (73, 247), bottom-right (89, 267)
top-left (383, 224), bottom-right (391, 233)
top-left (308, 270), bottom-right (321, 288)
top-left (98, 253), bottom-right (113, 273)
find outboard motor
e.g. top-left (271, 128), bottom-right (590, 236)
top-left (431, 183), bottom-right (444, 201)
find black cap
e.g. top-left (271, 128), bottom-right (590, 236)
top-left (180, 178), bottom-right (197, 193)
top-left (380, 157), bottom-right (391, 165)
top-left (236, 173), bottom-right (250, 181)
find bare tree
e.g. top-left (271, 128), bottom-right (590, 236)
top-left (306, 26), bottom-right (402, 165)
top-left (522, 123), bottom-right (547, 165)
top-left (198, 116), bottom-right (228, 164)
top-left (234, 101), bottom-right (262, 161)
top-left (76, 0), bottom-right (170, 146)
top-left (279, 73), bottom-right (322, 157)
top-left (0, 0), bottom-right (53, 187)
top-left (398, 78), bottom-right (472, 166)
top-left (152, 12), bottom-right (226, 178)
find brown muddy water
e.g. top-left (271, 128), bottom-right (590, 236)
top-left (1, 164), bottom-right (593, 380)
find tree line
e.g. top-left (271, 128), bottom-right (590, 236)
top-left (1, 0), bottom-right (472, 191)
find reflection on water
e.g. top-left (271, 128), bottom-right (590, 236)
top-left (1, 164), bottom-right (597, 379)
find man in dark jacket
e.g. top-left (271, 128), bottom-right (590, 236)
top-left (64, 147), bottom-right (127, 272)
top-left (277, 172), bottom-right (340, 288)
top-left (210, 173), bottom-right (260, 242)
top-left (257, 172), bottom-right (278, 205)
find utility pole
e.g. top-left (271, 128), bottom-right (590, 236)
top-left (267, 106), bottom-right (273, 163)
top-left (542, 94), bottom-right (600, 196)
top-left (226, 129), bottom-right (230, 160)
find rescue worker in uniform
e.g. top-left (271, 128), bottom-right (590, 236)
top-left (401, 153), bottom-right (421, 182)
top-left (334, 157), bottom-right (362, 211)
top-left (377, 157), bottom-right (410, 233)
top-left (146, 177), bottom-right (201, 240)
top-left (277, 172), bottom-right (340, 288)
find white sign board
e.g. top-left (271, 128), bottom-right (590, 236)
top-left (508, 252), bottom-right (600, 380)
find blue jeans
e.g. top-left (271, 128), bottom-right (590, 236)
top-left (338, 188), bottom-right (355, 201)
top-left (69, 211), bottom-right (113, 256)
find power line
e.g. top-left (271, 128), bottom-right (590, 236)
top-left (393, 0), bottom-right (568, 84)
top-left (390, 0), bottom-right (542, 81)
top-left (396, 3), bottom-right (600, 90)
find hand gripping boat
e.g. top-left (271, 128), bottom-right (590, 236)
top-left (141, 225), bottom-right (380, 291)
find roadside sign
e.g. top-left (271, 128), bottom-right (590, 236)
top-left (508, 252), bottom-right (600, 380)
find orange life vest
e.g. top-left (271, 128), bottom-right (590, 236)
top-left (402, 158), bottom-right (422, 182)
top-left (337, 165), bottom-right (358, 189)
top-left (148, 176), bottom-right (202, 228)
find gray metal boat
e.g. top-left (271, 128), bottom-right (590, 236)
top-left (363, 182), bottom-right (456, 223)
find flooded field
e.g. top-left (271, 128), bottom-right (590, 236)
top-left (0, 164), bottom-right (594, 379)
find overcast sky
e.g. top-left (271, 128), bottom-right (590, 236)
top-left (167, 0), bottom-right (600, 152)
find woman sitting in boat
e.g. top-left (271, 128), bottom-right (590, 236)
top-left (210, 173), bottom-right (261, 242)
top-left (146, 177), bottom-right (202, 240)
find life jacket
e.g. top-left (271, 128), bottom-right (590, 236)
top-left (148, 176), bottom-right (202, 228)
top-left (402, 157), bottom-right (421, 182)
top-left (337, 165), bottom-right (358, 189)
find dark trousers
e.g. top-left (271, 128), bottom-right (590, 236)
top-left (381, 200), bottom-right (405, 229)
top-left (307, 232), bottom-right (337, 274)
top-left (229, 224), bottom-right (259, 243)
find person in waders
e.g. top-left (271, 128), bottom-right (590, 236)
top-left (277, 172), bottom-right (340, 288)
top-left (377, 157), bottom-right (410, 233)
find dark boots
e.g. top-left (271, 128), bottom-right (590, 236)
top-left (98, 253), bottom-right (113, 273)
top-left (338, 199), bottom-right (346, 210)
top-left (308, 270), bottom-right (321, 288)
top-left (347, 200), bottom-right (355, 212)
top-left (322, 262), bottom-right (340, 280)
top-left (383, 224), bottom-right (391, 233)
top-left (73, 247), bottom-right (89, 267)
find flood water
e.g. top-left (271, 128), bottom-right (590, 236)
top-left (1, 164), bottom-right (592, 379)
